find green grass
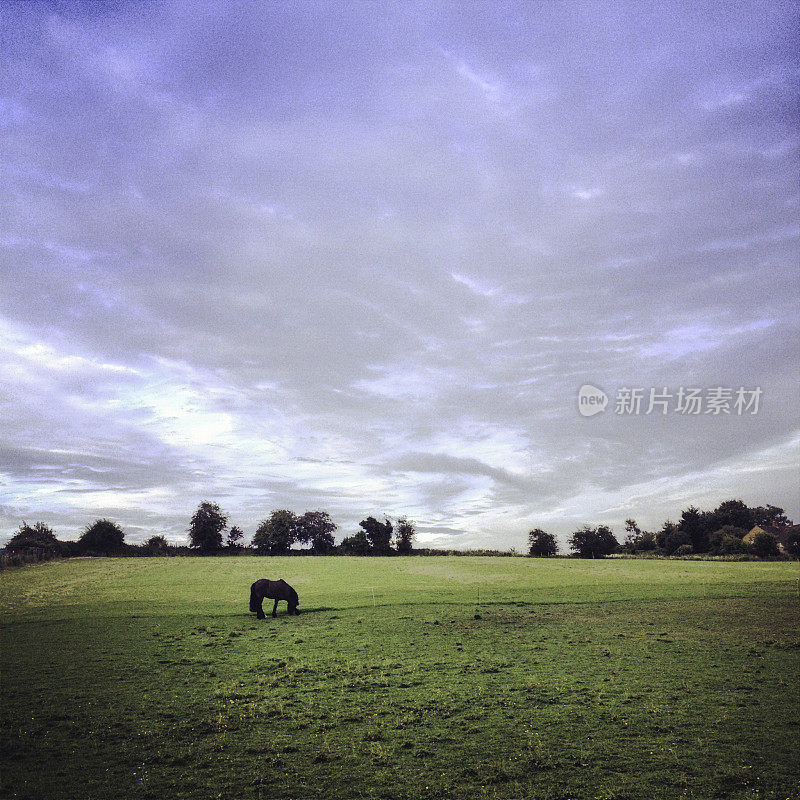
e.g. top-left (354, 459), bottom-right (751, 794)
top-left (2, 557), bottom-right (798, 800)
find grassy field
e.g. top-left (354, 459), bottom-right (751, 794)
top-left (1, 556), bottom-right (798, 800)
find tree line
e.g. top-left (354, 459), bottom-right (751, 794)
top-left (3, 497), bottom-right (797, 567)
top-left (2, 502), bottom-right (417, 562)
top-left (528, 499), bottom-right (799, 559)
top-left (186, 502), bottom-right (416, 555)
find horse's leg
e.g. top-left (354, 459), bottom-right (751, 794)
top-left (272, 598), bottom-right (279, 618)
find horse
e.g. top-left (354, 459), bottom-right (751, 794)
top-left (249, 578), bottom-right (300, 619)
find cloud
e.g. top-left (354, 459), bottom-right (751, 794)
top-left (388, 452), bottom-right (536, 492)
top-left (1, 1), bottom-right (798, 547)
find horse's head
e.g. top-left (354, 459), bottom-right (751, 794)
top-left (249, 584), bottom-right (260, 613)
top-left (289, 586), bottom-right (300, 614)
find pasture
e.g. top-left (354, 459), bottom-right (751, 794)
top-left (1, 556), bottom-right (798, 800)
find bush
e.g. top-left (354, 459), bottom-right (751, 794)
top-left (787, 531), bottom-right (800, 559)
top-left (78, 519), bottom-right (126, 555)
top-left (145, 535), bottom-right (170, 555)
top-left (637, 531), bottom-right (658, 551)
top-left (339, 530), bottom-right (372, 555)
top-left (8, 521), bottom-right (61, 553)
top-left (708, 525), bottom-right (749, 554)
top-left (0, 549), bottom-right (61, 569)
top-left (719, 534), bottom-right (746, 555)
top-left (749, 531), bottom-right (780, 558)
top-left (673, 544), bottom-right (694, 557)
top-left (568, 525), bottom-right (618, 558)
top-left (657, 523), bottom-right (691, 555)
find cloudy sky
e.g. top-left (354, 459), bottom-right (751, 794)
top-left (1, 1), bottom-right (798, 549)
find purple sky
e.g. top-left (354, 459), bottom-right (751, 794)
top-left (1, 1), bottom-right (798, 548)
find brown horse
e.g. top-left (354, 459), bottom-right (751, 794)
top-left (250, 578), bottom-right (300, 619)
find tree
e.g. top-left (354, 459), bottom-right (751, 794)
top-left (79, 519), bottom-right (125, 555)
top-left (253, 510), bottom-right (297, 555)
top-left (8, 521), bottom-right (60, 553)
top-left (226, 525), bottom-right (245, 550)
top-left (657, 522), bottom-right (691, 555)
top-left (145, 535), bottom-right (170, 555)
top-left (677, 506), bottom-right (711, 553)
top-left (751, 504), bottom-right (790, 528)
top-left (708, 525), bottom-right (748, 554)
top-left (339, 530), bottom-right (372, 555)
top-left (296, 511), bottom-right (337, 554)
top-left (395, 517), bottom-right (415, 555)
top-left (786, 530), bottom-right (800, 559)
top-left (188, 502), bottom-right (227, 552)
top-left (749, 531), bottom-right (780, 558)
top-left (622, 519), bottom-right (657, 552)
top-left (359, 516), bottom-right (394, 555)
top-left (528, 528), bottom-right (558, 557)
top-left (622, 519), bottom-right (642, 554)
top-left (709, 500), bottom-right (754, 532)
top-left (568, 525), bottom-right (618, 558)
top-left (636, 530), bottom-right (658, 551)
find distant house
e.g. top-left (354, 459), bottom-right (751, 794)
top-left (743, 523), bottom-right (798, 553)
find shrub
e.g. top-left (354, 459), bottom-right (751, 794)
top-left (749, 531), bottom-right (780, 558)
top-left (79, 519), bottom-right (125, 555)
top-left (673, 544), bottom-right (694, 557)
top-left (657, 523), bottom-right (691, 555)
top-left (719, 534), bottom-right (746, 555)
top-left (568, 525), bottom-right (618, 558)
top-left (145, 535), bottom-right (170, 555)
top-left (638, 531), bottom-right (658, 550)
top-left (8, 521), bottom-right (61, 553)
top-left (339, 530), bottom-right (372, 555)
top-left (708, 525), bottom-right (748, 554)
